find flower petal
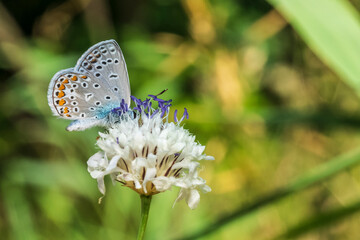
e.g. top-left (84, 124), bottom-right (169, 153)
top-left (186, 189), bottom-right (200, 209)
top-left (97, 177), bottom-right (106, 195)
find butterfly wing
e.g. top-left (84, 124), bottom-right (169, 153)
top-left (47, 39), bottom-right (131, 131)
top-left (74, 39), bottom-right (131, 105)
top-left (48, 68), bottom-right (115, 119)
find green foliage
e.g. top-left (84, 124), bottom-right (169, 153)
top-left (1, 0), bottom-right (360, 239)
top-left (268, 0), bottom-right (360, 94)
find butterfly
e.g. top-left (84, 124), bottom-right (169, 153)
top-left (47, 39), bottom-right (131, 131)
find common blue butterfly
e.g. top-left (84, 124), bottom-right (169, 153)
top-left (47, 40), bottom-right (131, 131)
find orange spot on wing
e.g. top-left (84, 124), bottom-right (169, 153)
top-left (81, 75), bottom-right (87, 79)
top-left (62, 79), bottom-right (69, 83)
top-left (59, 99), bottom-right (66, 106)
top-left (71, 76), bottom-right (78, 81)
top-left (58, 84), bottom-right (65, 90)
top-left (58, 91), bottom-right (65, 98)
top-left (66, 114), bottom-right (71, 117)
top-left (64, 107), bottom-right (69, 113)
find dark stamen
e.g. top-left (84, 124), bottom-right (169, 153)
top-left (164, 155), bottom-right (170, 164)
top-left (121, 158), bottom-right (129, 172)
top-left (164, 160), bottom-right (176, 177)
top-left (159, 156), bottom-right (166, 168)
top-left (142, 167), bottom-right (146, 180)
top-left (173, 168), bottom-right (182, 177)
top-left (145, 146), bottom-right (149, 157)
top-left (174, 168), bottom-right (182, 178)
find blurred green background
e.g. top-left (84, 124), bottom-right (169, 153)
top-left (1, 0), bottom-right (360, 239)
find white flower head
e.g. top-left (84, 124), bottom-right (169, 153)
top-left (87, 94), bottom-right (214, 209)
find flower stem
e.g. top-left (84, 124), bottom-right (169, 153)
top-left (137, 195), bottom-right (152, 240)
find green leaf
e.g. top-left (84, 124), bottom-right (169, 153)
top-left (267, 0), bottom-right (360, 94)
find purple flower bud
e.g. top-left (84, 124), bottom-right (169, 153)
top-left (183, 108), bottom-right (189, 119)
top-left (150, 109), bottom-right (159, 118)
top-left (174, 109), bottom-right (178, 123)
top-left (161, 108), bottom-right (167, 118)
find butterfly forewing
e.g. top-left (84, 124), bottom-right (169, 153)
top-left (74, 40), bottom-right (130, 105)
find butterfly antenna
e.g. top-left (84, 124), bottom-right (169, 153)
top-left (155, 89), bottom-right (168, 97)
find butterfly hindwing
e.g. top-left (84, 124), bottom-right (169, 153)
top-left (48, 69), bottom-right (119, 120)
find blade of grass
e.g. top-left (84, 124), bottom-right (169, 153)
top-left (275, 199), bottom-right (360, 239)
top-left (178, 147), bottom-right (360, 240)
top-left (267, 0), bottom-right (360, 94)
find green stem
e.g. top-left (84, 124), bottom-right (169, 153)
top-left (137, 195), bottom-right (152, 240)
